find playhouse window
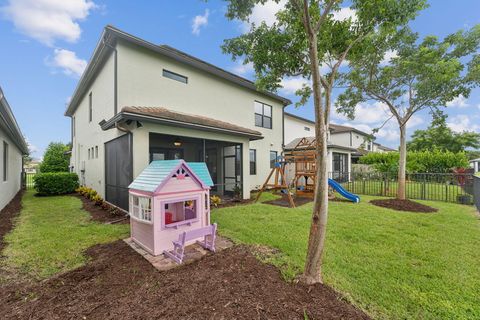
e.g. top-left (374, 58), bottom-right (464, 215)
top-left (164, 199), bottom-right (197, 227)
top-left (130, 195), bottom-right (152, 223)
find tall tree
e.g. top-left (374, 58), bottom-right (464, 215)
top-left (39, 142), bottom-right (70, 173)
top-left (222, 0), bottom-right (425, 284)
top-left (337, 26), bottom-right (480, 200)
top-left (407, 111), bottom-right (480, 152)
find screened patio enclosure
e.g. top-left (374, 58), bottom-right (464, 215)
top-left (149, 133), bottom-right (242, 196)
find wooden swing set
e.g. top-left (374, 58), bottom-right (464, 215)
top-left (254, 155), bottom-right (296, 208)
top-left (254, 138), bottom-right (321, 208)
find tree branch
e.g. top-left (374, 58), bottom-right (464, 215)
top-left (315, 0), bottom-right (337, 33)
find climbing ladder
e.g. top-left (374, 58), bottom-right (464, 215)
top-left (255, 156), bottom-right (295, 208)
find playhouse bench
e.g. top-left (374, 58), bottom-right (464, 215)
top-left (163, 223), bottom-right (217, 264)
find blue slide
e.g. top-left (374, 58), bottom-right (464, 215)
top-left (328, 179), bottom-right (360, 203)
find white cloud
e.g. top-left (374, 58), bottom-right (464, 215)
top-left (447, 114), bottom-right (480, 133)
top-left (1, 0), bottom-right (96, 46)
top-left (380, 50), bottom-right (398, 65)
top-left (280, 76), bottom-right (310, 95)
top-left (50, 49), bottom-right (87, 77)
top-left (192, 9), bottom-right (210, 35)
top-left (25, 137), bottom-right (39, 155)
top-left (446, 95), bottom-right (469, 108)
top-left (232, 60), bottom-right (254, 75)
top-left (333, 100), bottom-right (424, 145)
top-left (332, 7), bottom-right (357, 22)
top-left (241, 0), bottom-right (286, 32)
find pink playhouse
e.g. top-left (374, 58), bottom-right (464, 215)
top-left (128, 159), bottom-right (216, 263)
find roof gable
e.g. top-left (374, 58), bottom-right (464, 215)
top-left (128, 160), bottom-right (213, 193)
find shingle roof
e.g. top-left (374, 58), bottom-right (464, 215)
top-left (119, 106), bottom-right (263, 139)
top-left (129, 160), bottom-right (214, 193)
top-left (283, 137), bottom-right (357, 152)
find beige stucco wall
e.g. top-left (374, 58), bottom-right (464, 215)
top-left (284, 115), bottom-right (315, 145)
top-left (69, 51), bottom-right (124, 198)
top-left (0, 127), bottom-right (23, 211)
top-left (330, 131), bottom-right (372, 150)
top-left (116, 40), bottom-right (284, 194)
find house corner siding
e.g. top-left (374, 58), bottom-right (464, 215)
top-left (69, 50), bottom-right (122, 198)
top-left (0, 126), bottom-right (23, 211)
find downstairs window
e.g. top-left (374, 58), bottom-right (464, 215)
top-left (130, 195), bottom-right (152, 223)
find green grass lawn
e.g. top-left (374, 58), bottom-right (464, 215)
top-left (212, 195), bottom-right (480, 319)
top-left (2, 191), bottom-right (129, 279)
top-left (343, 180), bottom-right (472, 204)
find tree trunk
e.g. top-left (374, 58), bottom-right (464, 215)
top-left (397, 123), bottom-right (407, 200)
top-left (302, 32), bottom-right (329, 285)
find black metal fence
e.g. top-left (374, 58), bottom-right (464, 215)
top-left (329, 171), bottom-right (475, 205)
top-left (24, 172), bottom-right (36, 190)
top-left (474, 176), bottom-right (480, 211)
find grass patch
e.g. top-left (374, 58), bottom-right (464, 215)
top-left (212, 195), bottom-right (480, 319)
top-left (2, 191), bottom-right (129, 279)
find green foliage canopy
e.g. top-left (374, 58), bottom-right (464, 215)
top-left (407, 111), bottom-right (480, 152)
top-left (39, 142), bottom-right (70, 173)
top-left (359, 150), bottom-right (469, 174)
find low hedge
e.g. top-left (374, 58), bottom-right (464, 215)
top-left (359, 150), bottom-right (469, 174)
top-left (33, 172), bottom-right (79, 195)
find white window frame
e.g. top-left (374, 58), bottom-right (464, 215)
top-left (129, 195), bottom-right (153, 224)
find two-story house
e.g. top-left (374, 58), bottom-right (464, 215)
top-left (284, 112), bottom-right (394, 180)
top-left (65, 26), bottom-right (290, 210)
top-left (0, 86), bottom-right (28, 211)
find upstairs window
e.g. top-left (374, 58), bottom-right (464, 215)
top-left (163, 69), bottom-right (188, 84)
top-left (254, 101), bottom-right (272, 129)
top-left (88, 92), bottom-right (92, 122)
top-left (95, 146), bottom-right (98, 159)
top-left (304, 126), bottom-right (311, 132)
top-left (3, 141), bottom-right (8, 182)
top-left (130, 195), bottom-right (152, 223)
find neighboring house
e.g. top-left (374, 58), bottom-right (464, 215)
top-left (65, 26), bottom-right (290, 210)
top-left (0, 87), bottom-right (28, 211)
top-left (470, 158), bottom-right (480, 173)
top-left (283, 112), bottom-right (394, 180)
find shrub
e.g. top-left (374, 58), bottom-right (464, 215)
top-left (210, 195), bottom-right (222, 207)
top-left (91, 194), bottom-right (103, 206)
top-left (359, 150), bottom-right (469, 174)
top-left (39, 142), bottom-right (70, 173)
top-left (34, 173), bottom-right (79, 195)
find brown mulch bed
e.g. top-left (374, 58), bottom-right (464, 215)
top-left (370, 199), bottom-right (438, 213)
top-left (0, 241), bottom-right (370, 320)
top-left (76, 195), bottom-right (129, 224)
top-left (264, 194), bottom-right (313, 207)
top-left (0, 190), bottom-right (24, 253)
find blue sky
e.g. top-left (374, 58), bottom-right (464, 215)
top-left (0, 0), bottom-right (479, 159)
